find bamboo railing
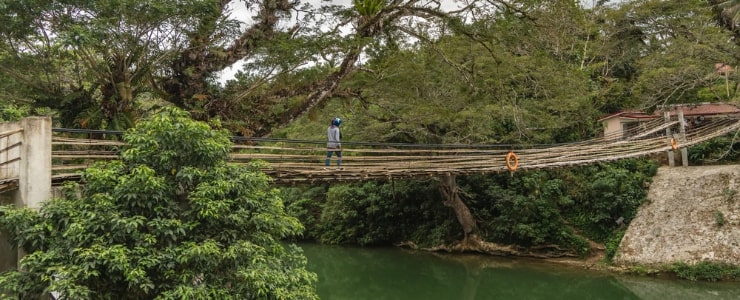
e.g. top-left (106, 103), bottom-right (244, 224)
top-left (45, 117), bottom-right (740, 184)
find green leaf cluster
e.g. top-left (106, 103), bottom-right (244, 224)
top-left (670, 261), bottom-right (740, 281)
top-left (353, 0), bottom-right (386, 16)
top-left (0, 104), bottom-right (30, 122)
top-left (561, 159), bottom-right (658, 242)
top-left (283, 180), bottom-right (457, 248)
top-left (687, 134), bottom-right (740, 164)
top-left (0, 108), bottom-right (317, 299)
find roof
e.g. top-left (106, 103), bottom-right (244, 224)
top-left (597, 111), bottom-right (657, 122)
top-left (660, 103), bottom-right (740, 117)
top-left (598, 103), bottom-right (740, 122)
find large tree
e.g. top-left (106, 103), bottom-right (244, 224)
top-left (0, 0), bottom-right (459, 135)
top-left (619, 0), bottom-right (739, 106)
top-left (0, 108), bottom-right (317, 299)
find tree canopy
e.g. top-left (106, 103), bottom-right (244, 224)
top-left (0, 0), bottom-right (737, 139)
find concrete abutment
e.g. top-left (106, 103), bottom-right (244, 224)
top-left (0, 117), bottom-right (52, 272)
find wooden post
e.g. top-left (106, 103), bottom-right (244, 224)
top-left (664, 111), bottom-right (675, 167)
top-left (677, 110), bottom-right (688, 167)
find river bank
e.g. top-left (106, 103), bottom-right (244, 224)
top-left (448, 165), bottom-right (740, 280)
top-left (547, 165), bottom-right (740, 280)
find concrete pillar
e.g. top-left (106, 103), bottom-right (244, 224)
top-left (16, 117), bottom-right (52, 209)
top-left (664, 111), bottom-right (675, 167)
top-left (676, 110), bottom-right (689, 167)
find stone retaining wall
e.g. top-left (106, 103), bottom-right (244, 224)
top-left (615, 165), bottom-right (739, 266)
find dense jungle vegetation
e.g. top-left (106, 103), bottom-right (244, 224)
top-left (1, 0), bottom-right (740, 297)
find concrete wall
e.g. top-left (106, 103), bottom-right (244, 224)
top-left (16, 117), bottom-right (52, 209)
top-left (0, 121), bottom-right (22, 184)
top-left (603, 117), bottom-right (623, 140)
top-left (615, 165), bottom-right (740, 266)
top-left (0, 117), bottom-right (52, 272)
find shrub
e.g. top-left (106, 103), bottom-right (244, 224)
top-left (0, 108), bottom-right (317, 299)
top-left (670, 261), bottom-right (740, 281)
top-left (604, 230), bottom-right (626, 262)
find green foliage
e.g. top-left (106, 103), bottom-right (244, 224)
top-left (281, 185), bottom-right (330, 240)
top-left (714, 210), bottom-right (726, 226)
top-left (0, 108), bottom-right (317, 300)
top-left (353, 0), bottom-right (386, 16)
top-left (604, 230), bottom-right (626, 263)
top-left (625, 265), bottom-right (660, 276)
top-left (687, 135), bottom-right (740, 164)
top-left (562, 159), bottom-right (657, 242)
top-left (316, 180), bottom-right (453, 246)
top-left (723, 188), bottom-right (738, 203)
top-left (0, 104), bottom-right (30, 122)
top-left (625, 0), bottom-right (738, 106)
top-left (461, 172), bottom-right (571, 246)
top-left (670, 261), bottom-right (740, 281)
top-left (281, 160), bottom-right (657, 256)
top-left (281, 180), bottom-right (457, 248)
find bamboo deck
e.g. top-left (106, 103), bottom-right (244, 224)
top-left (42, 118), bottom-right (740, 184)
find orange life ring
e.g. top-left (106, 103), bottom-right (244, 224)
top-left (670, 138), bottom-right (678, 150)
top-left (506, 151), bottom-right (519, 172)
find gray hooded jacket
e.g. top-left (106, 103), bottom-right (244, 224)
top-left (327, 125), bottom-right (340, 149)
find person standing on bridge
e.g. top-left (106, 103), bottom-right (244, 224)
top-left (325, 117), bottom-right (343, 169)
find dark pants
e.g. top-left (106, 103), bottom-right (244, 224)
top-left (325, 150), bottom-right (342, 166)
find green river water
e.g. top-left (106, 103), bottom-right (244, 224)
top-left (301, 243), bottom-right (740, 300)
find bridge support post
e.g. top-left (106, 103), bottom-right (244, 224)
top-left (677, 110), bottom-right (689, 167)
top-left (664, 111), bottom-right (675, 167)
top-left (16, 117), bottom-right (52, 210)
top-left (1, 117), bottom-right (51, 273)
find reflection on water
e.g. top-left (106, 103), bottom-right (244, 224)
top-left (300, 244), bottom-right (740, 300)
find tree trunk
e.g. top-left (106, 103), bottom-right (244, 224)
top-left (438, 174), bottom-right (477, 239)
top-left (163, 0), bottom-right (295, 112)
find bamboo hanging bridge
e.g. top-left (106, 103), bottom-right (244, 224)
top-left (1, 115), bottom-right (739, 190)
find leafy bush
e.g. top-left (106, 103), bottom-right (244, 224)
top-left (562, 159), bottom-right (657, 242)
top-left (283, 178), bottom-right (457, 248)
top-left (0, 108), bottom-right (317, 300)
top-left (281, 185), bottom-right (330, 240)
top-left (316, 180), bottom-right (452, 246)
top-left (670, 261), bottom-right (740, 281)
top-left (0, 104), bottom-right (30, 122)
top-left (604, 230), bottom-right (626, 262)
top-left (687, 135), bottom-right (740, 164)
top-left (459, 172), bottom-right (590, 254)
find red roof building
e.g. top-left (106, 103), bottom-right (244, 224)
top-left (598, 103), bottom-right (740, 140)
